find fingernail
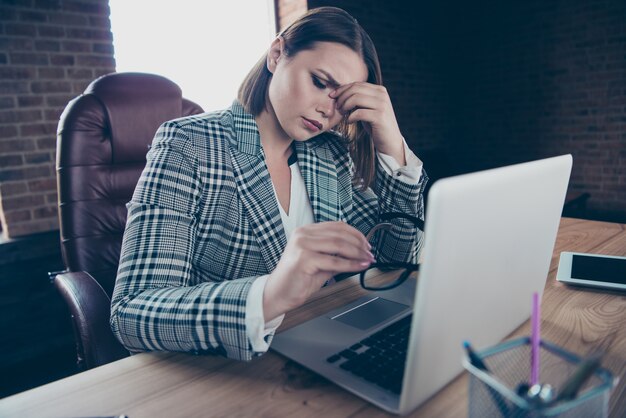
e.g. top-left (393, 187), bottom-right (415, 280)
top-left (329, 89), bottom-right (336, 97)
top-left (367, 251), bottom-right (375, 261)
top-left (366, 242), bottom-right (372, 250)
top-left (360, 261), bottom-right (371, 267)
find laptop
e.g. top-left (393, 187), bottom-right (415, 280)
top-left (271, 154), bottom-right (573, 415)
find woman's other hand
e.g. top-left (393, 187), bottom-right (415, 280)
top-left (263, 221), bottom-right (374, 321)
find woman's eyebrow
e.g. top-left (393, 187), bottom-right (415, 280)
top-left (317, 69), bottom-right (341, 88)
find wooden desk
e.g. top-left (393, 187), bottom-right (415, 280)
top-left (1, 218), bottom-right (624, 417)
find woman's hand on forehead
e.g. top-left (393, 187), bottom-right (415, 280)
top-left (329, 82), bottom-right (405, 164)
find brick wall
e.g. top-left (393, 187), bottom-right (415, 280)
top-left (0, 0), bottom-right (115, 238)
top-left (446, 0), bottom-right (626, 223)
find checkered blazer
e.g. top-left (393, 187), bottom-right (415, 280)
top-left (110, 101), bottom-right (428, 361)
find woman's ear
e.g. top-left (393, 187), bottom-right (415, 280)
top-left (266, 36), bottom-right (285, 74)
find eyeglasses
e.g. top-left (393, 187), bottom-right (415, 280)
top-left (360, 212), bottom-right (424, 291)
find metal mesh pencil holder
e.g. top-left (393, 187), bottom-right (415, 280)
top-left (463, 337), bottom-right (615, 418)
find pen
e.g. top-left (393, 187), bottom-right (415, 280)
top-left (550, 354), bottom-right (602, 404)
top-left (463, 341), bottom-right (488, 371)
top-left (463, 341), bottom-right (510, 417)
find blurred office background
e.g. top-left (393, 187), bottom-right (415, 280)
top-left (0, 0), bottom-right (624, 398)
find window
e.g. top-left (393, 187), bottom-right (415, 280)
top-left (109, 1), bottom-right (276, 111)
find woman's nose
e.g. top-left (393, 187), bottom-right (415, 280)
top-left (316, 94), bottom-right (336, 119)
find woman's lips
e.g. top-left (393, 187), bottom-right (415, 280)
top-left (302, 117), bottom-right (322, 132)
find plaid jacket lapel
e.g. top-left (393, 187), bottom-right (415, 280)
top-left (295, 138), bottom-right (343, 223)
top-left (229, 102), bottom-right (286, 272)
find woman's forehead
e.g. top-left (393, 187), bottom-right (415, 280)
top-left (293, 42), bottom-right (368, 85)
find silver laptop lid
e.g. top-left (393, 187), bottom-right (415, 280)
top-left (400, 154), bottom-right (572, 413)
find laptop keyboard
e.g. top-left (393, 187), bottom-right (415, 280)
top-left (326, 315), bottom-right (412, 395)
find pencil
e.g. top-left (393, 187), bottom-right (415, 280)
top-left (531, 292), bottom-right (540, 385)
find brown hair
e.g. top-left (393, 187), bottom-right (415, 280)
top-left (237, 7), bottom-right (383, 189)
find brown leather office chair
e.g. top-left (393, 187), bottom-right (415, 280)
top-left (54, 72), bottom-right (203, 370)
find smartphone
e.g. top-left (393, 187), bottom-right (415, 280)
top-left (557, 252), bottom-right (626, 291)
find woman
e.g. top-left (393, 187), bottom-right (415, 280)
top-left (110, 7), bottom-right (427, 361)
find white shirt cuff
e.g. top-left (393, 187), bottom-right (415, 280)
top-left (245, 274), bottom-right (285, 353)
top-left (377, 139), bottom-right (423, 184)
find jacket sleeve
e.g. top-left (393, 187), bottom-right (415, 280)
top-left (348, 149), bottom-right (429, 264)
top-left (110, 121), bottom-right (261, 361)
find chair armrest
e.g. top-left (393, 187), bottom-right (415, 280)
top-left (53, 271), bottom-right (128, 370)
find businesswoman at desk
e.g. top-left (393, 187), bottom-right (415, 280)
top-left (110, 7), bottom-right (428, 361)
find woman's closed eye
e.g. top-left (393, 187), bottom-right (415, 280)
top-left (311, 74), bottom-right (327, 90)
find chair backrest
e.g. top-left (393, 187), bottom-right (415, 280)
top-left (57, 72), bottom-right (204, 295)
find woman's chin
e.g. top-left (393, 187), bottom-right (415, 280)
top-left (291, 129), bottom-right (325, 142)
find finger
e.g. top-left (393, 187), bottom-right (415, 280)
top-left (300, 221), bottom-right (370, 249)
top-left (330, 81), bottom-right (380, 100)
top-left (334, 85), bottom-right (373, 107)
top-left (301, 235), bottom-right (374, 262)
top-left (299, 220), bottom-right (364, 239)
top-left (295, 229), bottom-right (371, 261)
top-left (328, 82), bottom-right (355, 99)
top-left (346, 108), bottom-right (378, 125)
top-left (315, 253), bottom-right (373, 274)
top-left (337, 94), bottom-right (380, 116)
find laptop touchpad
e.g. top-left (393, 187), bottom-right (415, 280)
top-left (332, 297), bottom-right (409, 330)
